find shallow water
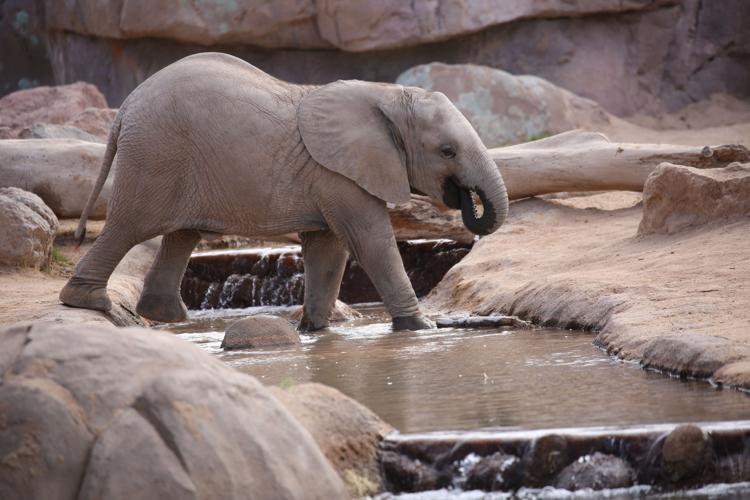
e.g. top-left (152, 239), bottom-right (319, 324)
top-left (164, 305), bottom-right (750, 433)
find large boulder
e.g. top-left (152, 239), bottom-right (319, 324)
top-left (0, 187), bottom-right (58, 268)
top-left (0, 322), bottom-right (347, 500)
top-left (0, 82), bottom-right (112, 140)
top-left (0, 139), bottom-right (110, 219)
top-left (397, 63), bottom-right (611, 147)
top-left (270, 383), bottom-right (394, 497)
top-left (638, 162), bottom-right (750, 235)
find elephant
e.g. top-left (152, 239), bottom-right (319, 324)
top-left (59, 52), bottom-right (509, 331)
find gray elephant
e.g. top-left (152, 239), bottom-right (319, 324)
top-left (60, 52), bottom-right (509, 331)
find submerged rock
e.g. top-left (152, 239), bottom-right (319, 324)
top-left (222, 314), bottom-right (300, 350)
top-left (270, 383), bottom-right (393, 497)
top-left (0, 187), bottom-right (58, 268)
top-left (380, 452), bottom-right (444, 493)
top-left (661, 424), bottom-right (714, 485)
top-left (638, 162), bottom-right (750, 235)
top-left (520, 434), bottom-right (570, 487)
top-left (464, 452), bottom-right (521, 491)
top-left (0, 322), bottom-right (346, 500)
top-left (555, 452), bottom-right (635, 491)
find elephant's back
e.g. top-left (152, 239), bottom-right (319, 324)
top-left (119, 52), bottom-right (304, 132)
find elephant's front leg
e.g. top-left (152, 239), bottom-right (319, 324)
top-left (298, 230), bottom-right (348, 331)
top-left (136, 229), bottom-right (201, 322)
top-left (323, 197), bottom-right (434, 331)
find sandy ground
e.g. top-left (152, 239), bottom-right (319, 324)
top-left (425, 190), bottom-right (750, 388)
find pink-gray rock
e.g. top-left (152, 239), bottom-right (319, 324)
top-left (0, 187), bottom-right (58, 268)
top-left (397, 63), bottom-right (611, 147)
top-left (638, 162), bottom-right (750, 235)
top-left (0, 82), bottom-right (109, 139)
top-left (464, 452), bottom-right (522, 491)
top-left (222, 314), bottom-right (300, 349)
top-left (554, 452), bottom-right (635, 490)
top-left (45, 0), bottom-right (327, 49)
top-left (0, 138), bottom-right (110, 219)
top-left (316, 0), bottom-right (673, 52)
top-left (0, 322), bottom-right (347, 500)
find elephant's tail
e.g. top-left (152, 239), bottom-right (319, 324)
top-left (75, 113), bottom-right (122, 246)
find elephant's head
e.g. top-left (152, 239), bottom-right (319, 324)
top-left (298, 80), bottom-right (509, 235)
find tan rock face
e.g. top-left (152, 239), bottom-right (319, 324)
top-left (270, 383), bottom-right (394, 496)
top-left (0, 82), bottom-right (111, 140)
top-left (0, 139), bottom-right (110, 219)
top-left (397, 63), bottom-right (611, 147)
top-left (638, 162), bottom-right (750, 235)
top-left (0, 187), bottom-right (58, 269)
top-left (0, 322), bottom-right (347, 500)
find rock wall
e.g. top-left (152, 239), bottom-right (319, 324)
top-left (2, 1), bottom-right (748, 116)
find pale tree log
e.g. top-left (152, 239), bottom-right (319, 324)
top-left (492, 130), bottom-right (749, 200)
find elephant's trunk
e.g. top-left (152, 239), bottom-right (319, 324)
top-left (445, 150), bottom-right (509, 236)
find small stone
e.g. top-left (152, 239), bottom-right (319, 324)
top-left (661, 424), bottom-right (713, 484)
top-left (521, 434), bottom-right (570, 487)
top-left (222, 314), bottom-right (300, 350)
top-left (380, 451), bottom-right (441, 493)
top-left (555, 452), bottom-right (635, 491)
top-left (464, 452), bottom-right (521, 491)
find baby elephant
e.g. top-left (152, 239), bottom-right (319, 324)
top-left (60, 52), bottom-right (509, 331)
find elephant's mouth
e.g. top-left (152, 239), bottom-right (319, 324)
top-left (442, 176), bottom-right (496, 236)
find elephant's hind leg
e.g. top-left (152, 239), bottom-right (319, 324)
top-left (136, 229), bottom-right (201, 323)
top-left (298, 229), bottom-right (349, 332)
top-left (59, 225), bottom-right (142, 312)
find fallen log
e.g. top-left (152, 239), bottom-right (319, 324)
top-left (492, 130), bottom-right (749, 200)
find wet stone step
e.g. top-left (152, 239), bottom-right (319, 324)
top-left (180, 239), bottom-right (471, 310)
top-left (379, 422), bottom-right (750, 494)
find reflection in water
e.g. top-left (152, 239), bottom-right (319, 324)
top-left (164, 305), bottom-right (750, 433)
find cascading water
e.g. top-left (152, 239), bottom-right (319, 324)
top-left (181, 240), bottom-right (471, 310)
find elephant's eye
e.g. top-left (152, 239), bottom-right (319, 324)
top-left (440, 144), bottom-right (456, 159)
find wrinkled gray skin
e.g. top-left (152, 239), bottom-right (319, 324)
top-left (59, 53), bottom-right (509, 331)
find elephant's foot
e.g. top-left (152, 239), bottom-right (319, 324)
top-left (136, 293), bottom-right (187, 323)
top-left (297, 312), bottom-right (328, 332)
top-left (59, 278), bottom-right (112, 312)
top-left (392, 315), bottom-right (435, 331)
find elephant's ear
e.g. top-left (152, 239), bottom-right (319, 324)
top-left (298, 80), bottom-right (411, 205)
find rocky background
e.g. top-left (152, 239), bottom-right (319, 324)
top-left (3, 0), bottom-right (749, 117)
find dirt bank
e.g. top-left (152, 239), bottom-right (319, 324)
top-left (424, 191), bottom-right (750, 389)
